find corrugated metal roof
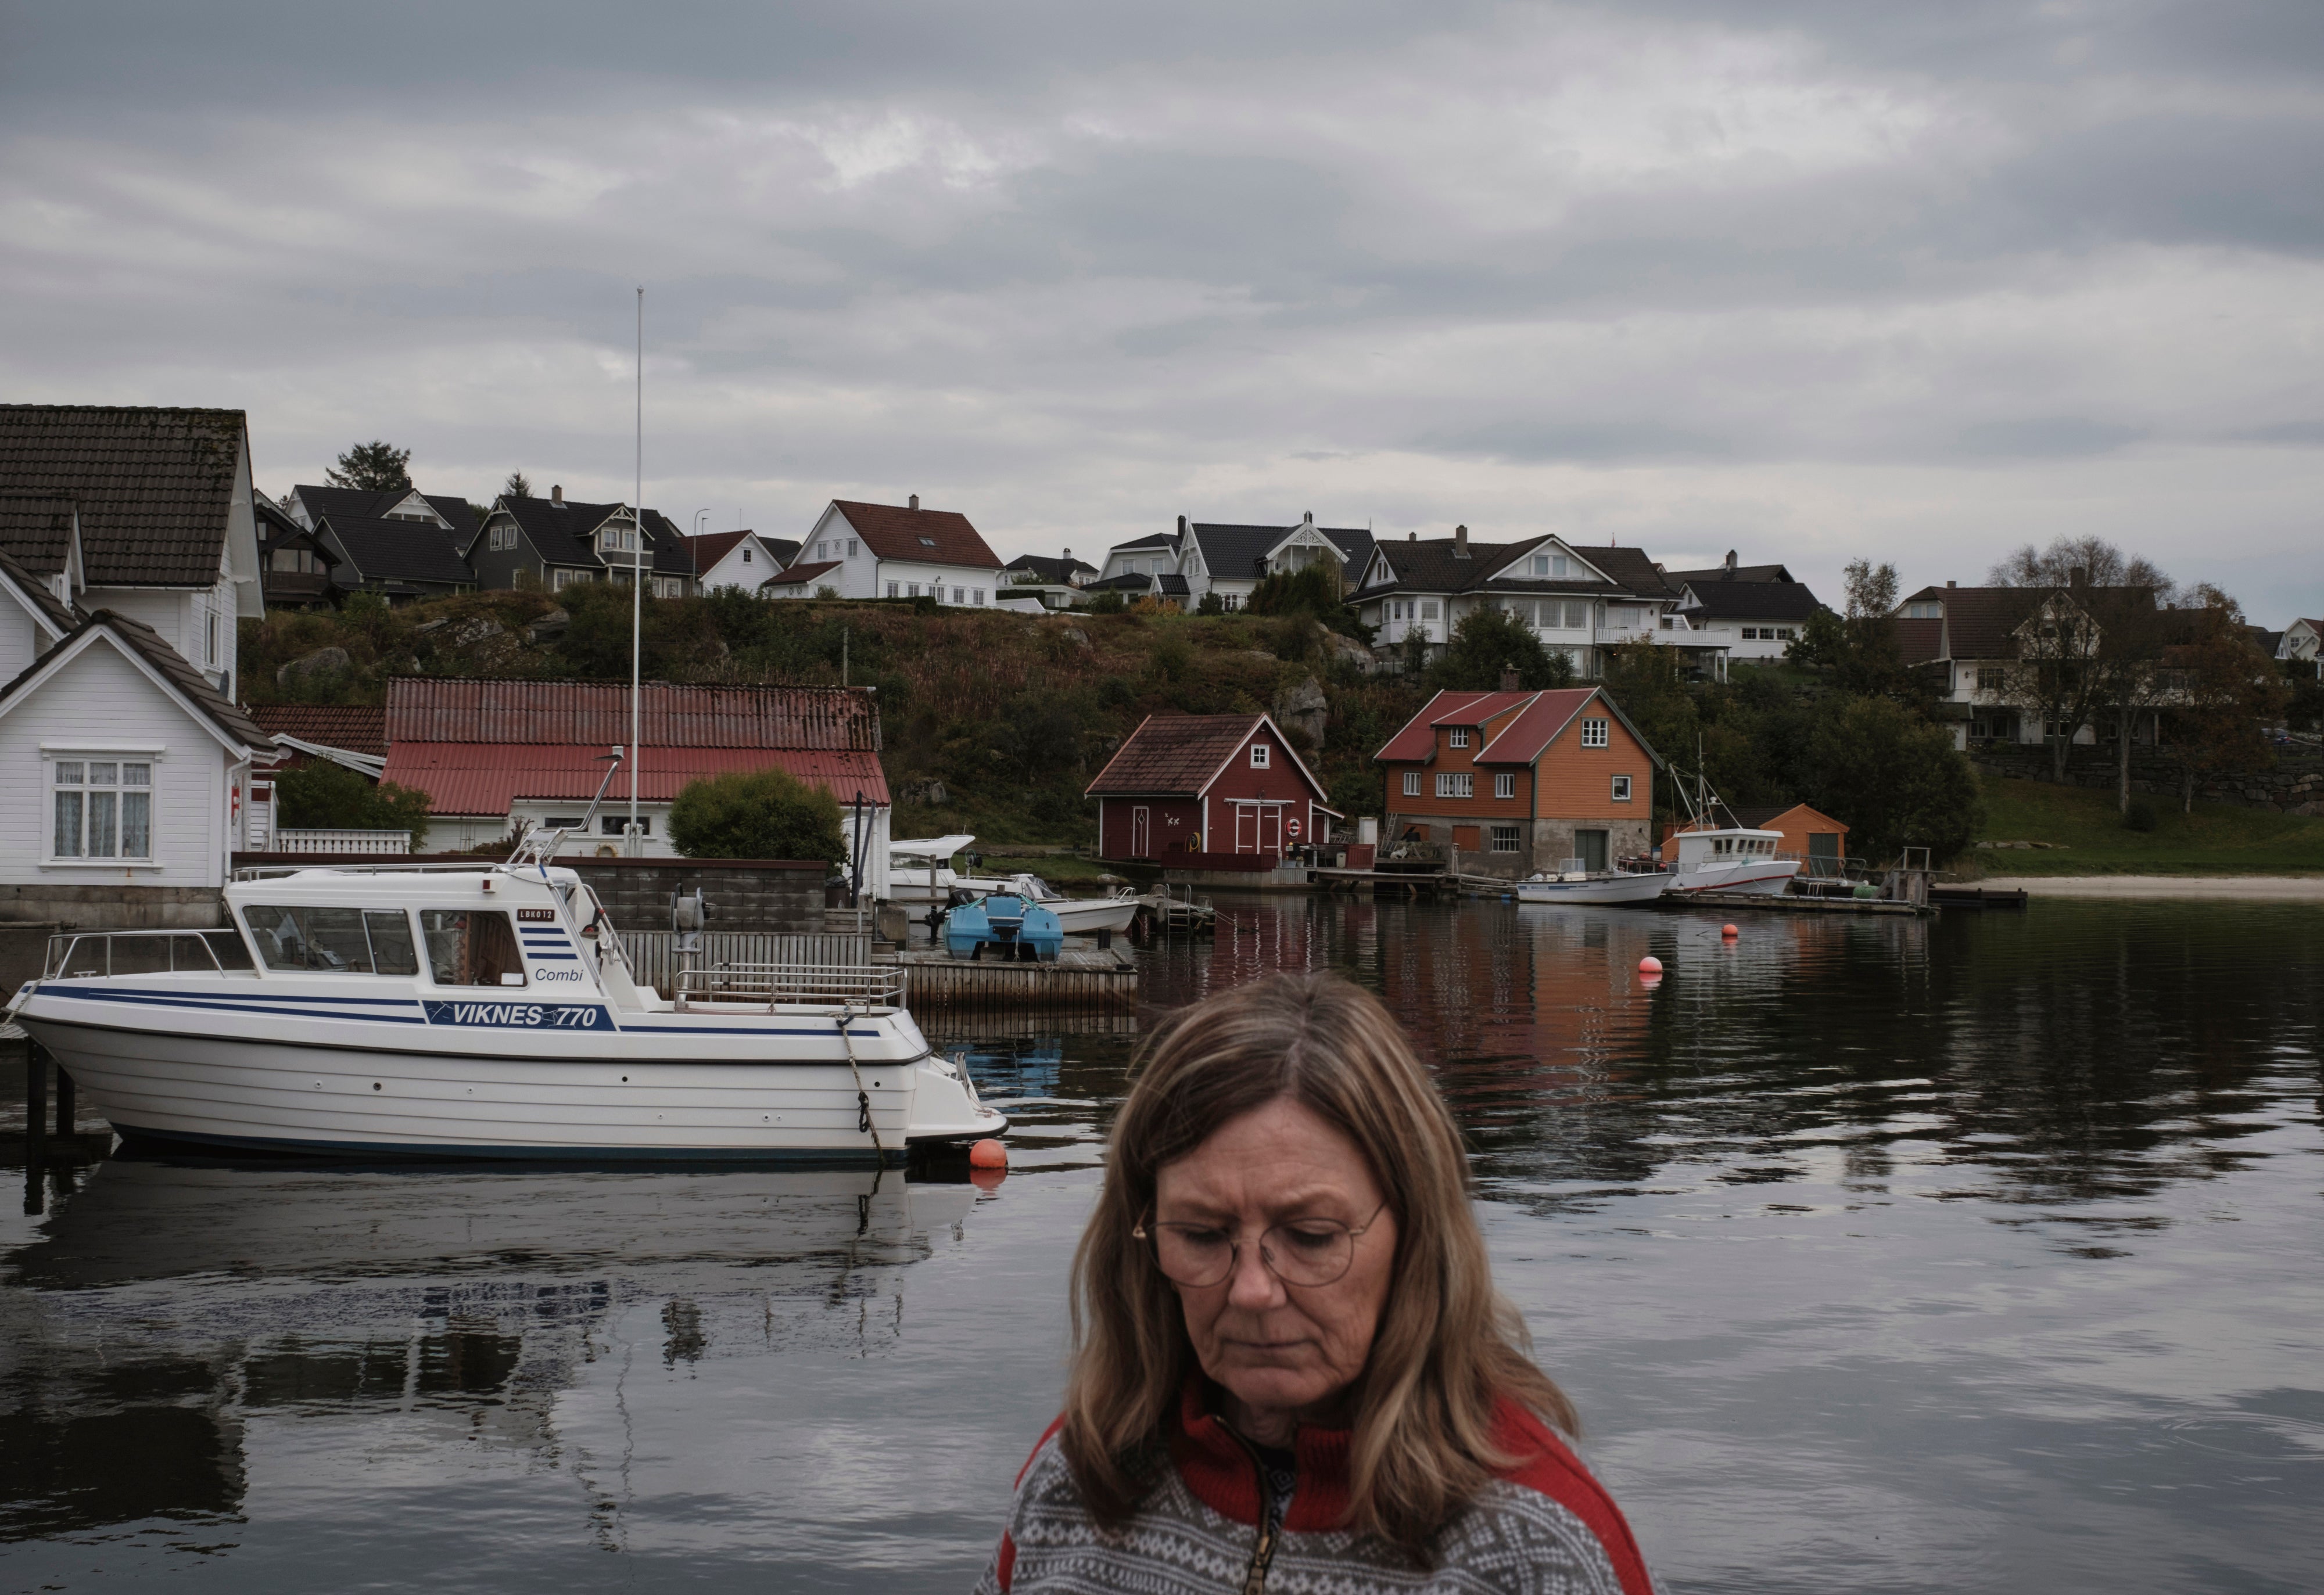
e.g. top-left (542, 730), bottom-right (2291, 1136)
top-left (381, 743), bottom-right (888, 816)
top-left (385, 679), bottom-right (880, 751)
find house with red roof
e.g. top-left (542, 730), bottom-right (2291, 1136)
top-left (379, 678), bottom-right (890, 886)
top-left (684, 529), bottom-right (799, 594)
top-left (790, 496), bottom-right (1006, 606)
top-left (1375, 687), bottom-right (1663, 879)
top-left (1085, 713), bottom-right (1332, 864)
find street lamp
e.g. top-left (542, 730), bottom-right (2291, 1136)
top-left (693, 508), bottom-right (711, 536)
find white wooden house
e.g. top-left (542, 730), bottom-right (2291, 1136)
top-left (686, 529), bottom-right (801, 594)
top-left (787, 497), bottom-right (1005, 605)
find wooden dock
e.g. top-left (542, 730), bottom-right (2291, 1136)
top-left (889, 947), bottom-right (1141, 1011)
top-left (1310, 868), bottom-right (1504, 899)
top-left (1663, 890), bottom-right (1930, 917)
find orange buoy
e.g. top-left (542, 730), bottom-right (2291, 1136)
top-left (969, 1138), bottom-right (1009, 1170)
top-left (1722, 923), bottom-right (1738, 938)
top-left (1638, 955), bottom-right (1663, 974)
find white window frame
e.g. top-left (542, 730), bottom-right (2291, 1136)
top-left (1435, 773), bottom-right (1472, 799)
top-left (1612, 774), bottom-right (1633, 802)
top-left (205, 608), bottom-right (219, 666)
top-left (847, 538), bottom-right (859, 558)
top-left (1403, 771), bottom-right (1421, 797)
top-left (887, 581), bottom-right (901, 598)
top-left (1494, 772), bottom-right (1515, 799)
top-left (1580, 717), bottom-right (1609, 748)
top-left (1449, 727), bottom-right (1469, 749)
top-left (1490, 824), bottom-right (1520, 853)
top-left (1250, 743), bottom-right (1271, 769)
top-left (45, 749), bottom-right (161, 866)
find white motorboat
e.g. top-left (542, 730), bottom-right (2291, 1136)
top-left (1515, 867), bottom-right (1674, 905)
top-left (1661, 827), bottom-right (1799, 895)
top-left (999, 872), bottom-right (1141, 935)
top-left (8, 849), bottom-right (1003, 1165)
top-left (885, 835), bottom-right (1009, 907)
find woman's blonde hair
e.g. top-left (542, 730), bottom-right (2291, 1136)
top-left (1060, 970), bottom-right (1577, 1553)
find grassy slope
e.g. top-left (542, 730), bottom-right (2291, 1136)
top-left (1971, 774), bottom-right (2324, 875)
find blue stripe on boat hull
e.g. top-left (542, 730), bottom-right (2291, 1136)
top-left (112, 1122), bottom-right (911, 1166)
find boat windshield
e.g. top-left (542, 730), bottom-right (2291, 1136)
top-left (242, 906), bottom-right (421, 975)
top-left (420, 910), bottom-right (527, 987)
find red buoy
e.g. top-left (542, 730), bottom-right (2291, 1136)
top-left (1638, 955), bottom-right (1663, 975)
top-left (1722, 924), bottom-right (1738, 939)
top-left (969, 1138), bottom-right (1009, 1170)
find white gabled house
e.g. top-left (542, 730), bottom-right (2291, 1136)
top-left (788, 496), bottom-right (1006, 605)
top-left (685, 529), bottom-right (801, 594)
top-left (0, 608), bottom-right (277, 922)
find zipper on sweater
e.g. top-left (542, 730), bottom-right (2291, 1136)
top-left (1223, 1427), bottom-right (1282, 1595)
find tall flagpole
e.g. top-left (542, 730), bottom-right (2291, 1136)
top-left (630, 286), bottom-right (643, 855)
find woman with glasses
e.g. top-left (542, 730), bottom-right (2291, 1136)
top-left (978, 971), bottom-right (1655, 1594)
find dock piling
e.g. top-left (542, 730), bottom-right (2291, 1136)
top-left (53, 1057), bottom-right (72, 1138)
top-left (23, 1041), bottom-right (45, 1216)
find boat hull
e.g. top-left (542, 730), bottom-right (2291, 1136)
top-left (1043, 895), bottom-right (1140, 934)
top-left (17, 978), bottom-right (1000, 1163)
top-left (1665, 860), bottom-right (1799, 895)
top-left (1515, 871), bottom-right (1673, 905)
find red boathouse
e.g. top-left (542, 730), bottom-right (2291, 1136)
top-left (1085, 713), bottom-right (1332, 863)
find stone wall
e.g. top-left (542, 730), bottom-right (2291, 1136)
top-left (1970, 748), bottom-right (2324, 814)
top-left (562, 858), bottom-right (829, 935)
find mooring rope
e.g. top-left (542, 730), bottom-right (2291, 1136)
top-left (835, 1003), bottom-right (887, 1162)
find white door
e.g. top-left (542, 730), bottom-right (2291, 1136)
top-left (1260, 805), bottom-right (1283, 856)
top-left (1234, 803), bottom-right (1258, 853)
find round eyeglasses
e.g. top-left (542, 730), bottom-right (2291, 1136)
top-left (1133, 1204), bottom-right (1388, 1289)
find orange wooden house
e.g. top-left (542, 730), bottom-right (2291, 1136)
top-left (1373, 687), bottom-right (1663, 879)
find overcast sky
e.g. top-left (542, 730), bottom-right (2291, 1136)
top-left (3, 1), bottom-right (2319, 619)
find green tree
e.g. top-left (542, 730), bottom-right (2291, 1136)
top-left (326, 440), bottom-right (414, 491)
top-left (503, 470), bottom-right (533, 499)
top-left (1805, 695), bottom-right (1982, 864)
top-left (1196, 590), bottom-right (1226, 616)
top-left (1246, 565), bottom-right (1370, 638)
top-left (1431, 606), bottom-right (1575, 692)
top-left (273, 761), bottom-right (432, 836)
top-left (1088, 588), bottom-right (1127, 615)
top-left (668, 767), bottom-right (846, 863)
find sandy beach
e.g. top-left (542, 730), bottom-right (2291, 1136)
top-left (1978, 875), bottom-right (2324, 900)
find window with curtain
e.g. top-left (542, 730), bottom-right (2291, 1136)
top-left (52, 759), bottom-right (153, 860)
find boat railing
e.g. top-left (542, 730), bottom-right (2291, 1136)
top-left (233, 860), bottom-right (518, 881)
top-left (675, 961), bottom-right (904, 1011)
top-left (44, 928), bottom-right (257, 979)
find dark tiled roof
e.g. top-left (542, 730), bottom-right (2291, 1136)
top-left (0, 609), bottom-right (270, 750)
top-left (0, 546), bottom-right (81, 635)
top-left (1361, 536), bottom-right (1679, 601)
top-left (1158, 573), bottom-right (1190, 597)
top-left (1186, 523), bottom-right (1376, 584)
top-left (1108, 531), bottom-right (1181, 554)
top-left (1895, 617), bottom-right (1945, 664)
top-left (0, 491), bottom-right (77, 574)
top-left (1681, 580), bottom-right (1824, 622)
top-left (424, 495), bottom-right (480, 541)
top-left (253, 703), bottom-right (388, 758)
top-left (1005, 553), bottom-right (1099, 584)
top-left (0, 405), bottom-right (245, 586)
top-left (1364, 537), bottom-right (1527, 594)
top-left (1086, 713), bottom-right (1265, 796)
top-left (686, 529), bottom-right (755, 571)
top-left (319, 514), bottom-right (476, 586)
top-left (1664, 562), bottom-right (1794, 586)
top-left (491, 495), bottom-right (694, 576)
top-left (1085, 571), bottom-right (1158, 592)
top-left (831, 500), bottom-right (1003, 572)
top-left (763, 536), bottom-right (801, 566)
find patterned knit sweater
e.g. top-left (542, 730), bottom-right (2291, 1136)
top-left (977, 1381), bottom-right (1658, 1594)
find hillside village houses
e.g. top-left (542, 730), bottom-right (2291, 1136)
top-left (1892, 579), bottom-right (2158, 750)
top-left (1090, 515), bottom-right (1377, 612)
top-left (466, 488), bottom-right (698, 598)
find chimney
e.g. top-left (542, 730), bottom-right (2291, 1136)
top-left (2068, 565), bottom-right (2088, 589)
top-left (908, 494), bottom-right (919, 511)
top-left (1408, 530), bottom-right (1417, 542)
top-left (1724, 549), bottom-right (1737, 574)
top-left (1946, 579), bottom-right (1956, 588)
top-left (1177, 515), bottom-right (1188, 537)
top-left (1500, 669), bottom-right (1519, 691)
top-left (550, 484), bottom-right (564, 506)
top-left (1454, 524), bottom-right (1469, 558)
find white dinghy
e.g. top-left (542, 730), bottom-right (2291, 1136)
top-left (8, 802), bottom-right (1002, 1164)
top-left (1515, 866), bottom-right (1673, 905)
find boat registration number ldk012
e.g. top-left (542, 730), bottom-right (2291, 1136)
top-left (422, 1001), bottom-right (611, 1029)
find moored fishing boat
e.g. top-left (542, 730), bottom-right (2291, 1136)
top-left (1659, 827), bottom-right (1799, 895)
top-left (1515, 866), bottom-right (1673, 905)
top-left (8, 831), bottom-right (1003, 1164)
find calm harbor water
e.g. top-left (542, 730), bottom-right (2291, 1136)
top-left (3, 896), bottom-right (2319, 1593)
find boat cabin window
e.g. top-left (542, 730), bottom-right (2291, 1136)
top-left (422, 910), bottom-right (526, 987)
top-left (243, 907), bottom-right (421, 974)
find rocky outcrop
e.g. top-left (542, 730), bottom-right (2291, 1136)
top-left (1272, 674), bottom-right (1329, 743)
top-left (275, 646), bottom-right (352, 691)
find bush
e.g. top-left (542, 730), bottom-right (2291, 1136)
top-left (1432, 606), bottom-right (1575, 692)
top-left (1196, 591), bottom-right (1225, 616)
top-left (1089, 588), bottom-right (1127, 615)
top-left (2124, 798), bottom-right (2159, 832)
top-left (273, 760), bottom-right (432, 836)
top-left (667, 767), bottom-right (845, 863)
